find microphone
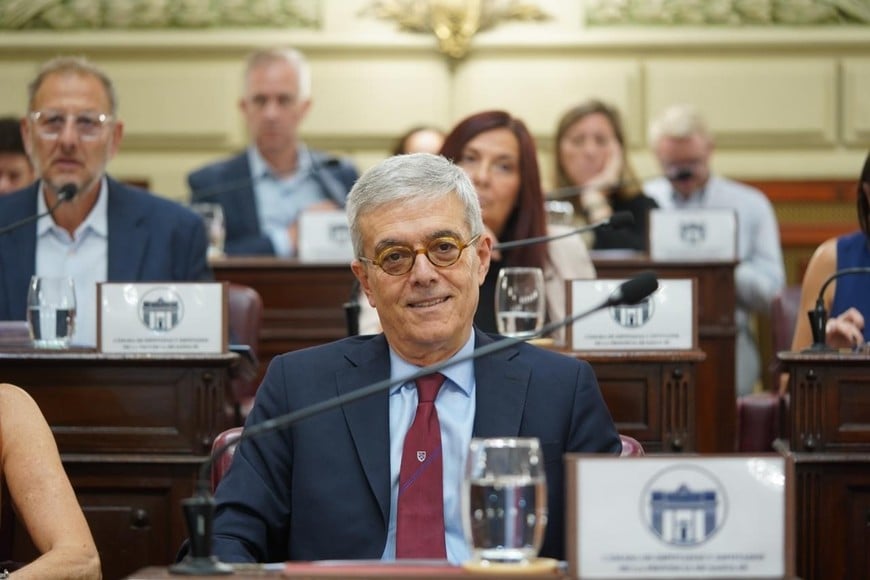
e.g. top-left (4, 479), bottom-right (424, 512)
top-left (493, 211), bottom-right (634, 251)
top-left (0, 183), bottom-right (78, 236)
top-left (805, 266), bottom-right (870, 351)
top-left (171, 271), bottom-right (659, 575)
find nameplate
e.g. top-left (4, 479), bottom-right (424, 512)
top-left (97, 282), bottom-right (227, 354)
top-left (649, 208), bottom-right (737, 262)
top-left (566, 455), bottom-right (794, 579)
top-left (298, 210), bottom-right (354, 262)
top-left (566, 278), bottom-right (696, 351)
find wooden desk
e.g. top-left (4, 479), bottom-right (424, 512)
top-left (569, 350), bottom-right (705, 453)
top-left (0, 349), bottom-right (236, 580)
top-left (591, 254), bottom-right (737, 453)
top-left (779, 351), bottom-right (870, 580)
top-left (213, 257), bottom-right (356, 383)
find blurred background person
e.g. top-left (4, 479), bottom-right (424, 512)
top-left (646, 103), bottom-right (785, 397)
top-left (188, 47), bottom-right (358, 256)
top-left (391, 125), bottom-right (445, 156)
top-left (0, 56), bottom-right (210, 347)
top-left (0, 383), bottom-right (100, 578)
top-left (442, 110), bottom-right (596, 338)
top-left (0, 116), bottom-right (35, 194)
top-left (552, 99), bottom-right (657, 251)
top-left (790, 151), bottom-right (870, 355)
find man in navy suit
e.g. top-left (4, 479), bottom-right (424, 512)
top-left (208, 153), bottom-right (620, 564)
top-left (0, 56), bottom-right (210, 347)
top-left (187, 47), bottom-right (358, 257)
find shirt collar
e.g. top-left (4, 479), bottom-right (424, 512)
top-left (388, 329), bottom-right (476, 398)
top-left (248, 143), bottom-right (312, 180)
top-left (36, 177), bottom-right (109, 238)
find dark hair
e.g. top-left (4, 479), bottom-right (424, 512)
top-left (554, 98), bottom-right (643, 199)
top-left (0, 116), bottom-right (26, 156)
top-left (391, 125), bottom-right (444, 156)
top-left (440, 110), bottom-right (547, 269)
top-left (859, 151), bottom-right (870, 237)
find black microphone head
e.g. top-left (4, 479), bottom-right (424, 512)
top-left (608, 271), bottom-right (659, 306)
top-left (58, 183), bottom-right (78, 202)
top-left (607, 211), bottom-right (634, 229)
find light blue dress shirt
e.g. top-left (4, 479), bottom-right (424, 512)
top-left (35, 178), bottom-right (109, 347)
top-left (247, 145), bottom-right (332, 258)
top-left (645, 174), bottom-right (785, 395)
top-left (381, 330), bottom-right (477, 564)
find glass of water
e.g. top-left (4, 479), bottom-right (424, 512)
top-left (27, 275), bottom-right (76, 349)
top-left (495, 267), bottom-right (545, 339)
top-left (462, 437), bottom-right (548, 566)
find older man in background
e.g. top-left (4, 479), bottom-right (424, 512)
top-left (645, 104), bottom-right (785, 396)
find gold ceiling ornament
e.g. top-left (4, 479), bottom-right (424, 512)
top-left (361, 0), bottom-right (551, 60)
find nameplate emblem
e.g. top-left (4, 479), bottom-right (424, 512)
top-left (566, 455), bottom-right (793, 578)
top-left (567, 278), bottom-right (696, 351)
top-left (649, 208), bottom-right (737, 262)
top-left (97, 282), bottom-right (226, 354)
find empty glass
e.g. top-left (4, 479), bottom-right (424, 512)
top-left (27, 275), bottom-right (76, 349)
top-left (462, 437), bottom-right (548, 565)
top-left (495, 267), bottom-right (545, 339)
top-left (191, 202), bottom-right (226, 259)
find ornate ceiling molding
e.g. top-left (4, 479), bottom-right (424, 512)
top-left (0, 0), bottom-right (319, 30)
top-left (586, 0), bottom-right (870, 26)
top-left (361, 0), bottom-right (550, 60)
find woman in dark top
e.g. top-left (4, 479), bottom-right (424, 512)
top-left (553, 99), bottom-right (658, 251)
top-left (440, 110), bottom-right (595, 335)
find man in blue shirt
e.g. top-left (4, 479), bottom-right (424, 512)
top-left (187, 47), bottom-right (358, 257)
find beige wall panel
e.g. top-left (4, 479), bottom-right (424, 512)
top-left (842, 59), bottom-right (870, 146)
top-left (646, 59), bottom-right (836, 147)
top-left (0, 62), bottom-right (37, 114)
top-left (304, 57), bottom-right (451, 139)
top-left (451, 58), bottom-right (643, 145)
top-left (103, 61), bottom-right (243, 148)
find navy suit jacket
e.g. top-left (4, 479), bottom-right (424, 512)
top-left (187, 150), bottom-right (358, 255)
top-left (0, 177), bottom-right (211, 321)
top-left (210, 330), bottom-right (620, 563)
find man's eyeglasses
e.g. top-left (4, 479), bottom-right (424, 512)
top-left (359, 234), bottom-right (480, 276)
top-left (29, 110), bottom-right (113, 141)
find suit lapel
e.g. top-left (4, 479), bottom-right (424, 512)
top-left (226, 154), bottom-right (262, 236)
top-left (335, 336), bottom-right (392, 526)
top-left (0, 184), bottom-right (38, 319)
top-left (472, 330), bottom-right (531, 438)
top-left (106, 180), bottom-right (148, 280)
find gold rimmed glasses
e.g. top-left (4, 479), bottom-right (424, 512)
top-left (359, 233), bottom-right (480, 276)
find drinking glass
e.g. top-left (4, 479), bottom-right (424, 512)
top-left (27, 275), bottom-right (76, 349)
top-left (462, 437), bottom-right (548, 565)
top-left (495, 267), bottom-right (545, 339)
top-left (191, 202), bottom-right (226, 259)
top-left (544, 200), bottom-right (574, 226)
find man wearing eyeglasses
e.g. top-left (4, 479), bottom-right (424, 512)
top-left (644, 104), bottom-right (785, 398)
top-left (0, 56), bottom-right (210, 347)
top-left (202, 153), bottom-right (620, 565)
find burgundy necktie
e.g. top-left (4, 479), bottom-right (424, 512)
top-left (395, 373), bottom-right (447, 559)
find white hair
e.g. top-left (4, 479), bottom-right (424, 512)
top-left (648, 103), bottom-right (710, 145)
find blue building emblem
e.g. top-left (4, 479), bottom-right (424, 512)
top-left (641, 465), bottom-right (727, 547)
top-left (138, 287), bottom-right (185, 332)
